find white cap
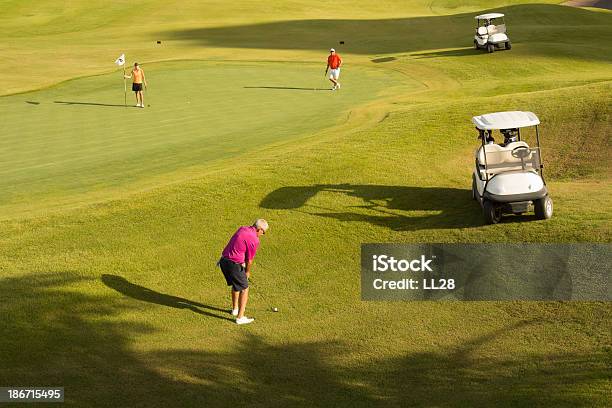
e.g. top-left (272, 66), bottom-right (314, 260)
top-left (330, 48), bottom-right (335, 52)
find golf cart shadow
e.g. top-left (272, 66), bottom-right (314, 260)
top-left (260, 184), bottom-right (488, 231)
top-left (101, 274), bottom-right (233, 321)
top-left (411, 48), bottom-right (477, 59)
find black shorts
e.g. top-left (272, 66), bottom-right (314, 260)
top-left (219, 258), bottom-right (248, 291)
top-left (132, 83), bottom-right (143, 92)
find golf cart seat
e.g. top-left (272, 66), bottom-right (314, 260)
top-left (477, 144), bottom-right (505, 166)
top-left (477, 141), bottom-right (534, 173)
top-left (477, 26), bottom-right (487, 36)
top-left (504, 141), bottom-right (529, 151)
top-left (487, 24), bottom-right (506, 35)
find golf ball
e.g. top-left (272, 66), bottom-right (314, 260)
top-left (272, 307), bottom-right (278, 312)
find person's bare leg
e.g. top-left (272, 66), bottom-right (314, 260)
top-left (135, 92), bottom-right (139, 105)
top-left (231, 290), bottom-right (239, 310)
top-left (237, 287), bottom-right (249, 319)
top-left (139, 91), bottom-right (144, 107)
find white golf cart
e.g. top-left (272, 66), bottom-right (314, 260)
top-left (471, 111), bottom-right (553, 224)
top-left (474, 13), bottom-right (511, 53)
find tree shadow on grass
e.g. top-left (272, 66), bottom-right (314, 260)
top-left (260, 184), bottom-right (484, 231)
top-left (152, 320), bottom-right (612, 407)
top-left (362, 319), bottom-right (611, 407)
top-left (0, 272), bottom-right (609, 406)
top-left (101, 274), bottom-right (233, 322)
top-left (159, 4), bottom-right (612, 61)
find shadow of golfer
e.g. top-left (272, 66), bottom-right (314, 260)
top-left (244, 86), bottom-right (332, 91)
top-left (101, 274), bottom-right (232, 321)
top-left (54, 101), bottom-right (135, 108)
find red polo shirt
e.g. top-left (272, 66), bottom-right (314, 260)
top-left (327, 54), bottom-right (342, 69)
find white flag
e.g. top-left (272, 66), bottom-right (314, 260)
top-left (114, 53), bottom-right (125, 66)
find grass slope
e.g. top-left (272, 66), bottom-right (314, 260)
top-left (0, 1), bottom-right (610, 407)
top-left (0, 0), bottom-right (569, 95)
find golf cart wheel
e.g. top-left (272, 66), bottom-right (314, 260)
top-left (505, 41), bottom-right (512, 50)
top-left (487, 44), bottom-right (495, 53)
top-left (534, 196), bottom-right (553, 220)
top-left (483, 200), bottom-right (502, 224)
top-left (472, 176), bottom-right (478, 201)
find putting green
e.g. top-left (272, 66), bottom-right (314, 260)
top-left (1, 1), bottom-right (611, 407)
top-left (0, 60), bottom-right (416, 216)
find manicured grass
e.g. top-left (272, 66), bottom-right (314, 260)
top-left (0, 1), bottom-right (610, 407)
top-left (0, 60), bottom-right (412, 216)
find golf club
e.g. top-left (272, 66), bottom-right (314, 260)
top-left (249, 278), bottom-right (278, 312)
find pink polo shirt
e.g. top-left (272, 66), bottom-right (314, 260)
top-left (222, 226), bottom-right (260, 264)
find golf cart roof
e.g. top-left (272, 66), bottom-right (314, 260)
top-left (475, 13), bottom-right (505, 20)
top-left (472, 111), bottom-right (540, 130)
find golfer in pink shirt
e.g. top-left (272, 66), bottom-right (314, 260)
top-left (219, 219), bottom-right (269, 325)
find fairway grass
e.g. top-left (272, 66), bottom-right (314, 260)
top-left (1, 1), bottom-right (611, 407)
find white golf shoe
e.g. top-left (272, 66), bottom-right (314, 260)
top-left (230, 308), bottom-right (239, 317)
top-left (235, 316), bottom-right (255, 325)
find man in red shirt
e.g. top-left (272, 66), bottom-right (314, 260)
top-left (326, 48), bottom-right (343, 90)
top-left (219, 219), bottom-right (269, 325)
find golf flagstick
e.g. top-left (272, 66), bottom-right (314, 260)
top-left (114, 53), bottom-right (126, 107)
top-left (123, 66), bottom-right (127, 107)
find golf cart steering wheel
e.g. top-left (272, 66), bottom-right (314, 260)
top-left (511, 146), bottom-right (530, 159)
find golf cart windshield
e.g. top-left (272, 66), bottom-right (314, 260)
top-left (477, 143), bottom-right (542, 176)
top-left (475, 124), bottom-right (542, 179)
top-left (475, 13), bottom-right (507, 37)
top-left (478, 17), bottom-right (504, 27)
top-left (473, 112), bottom-right (544, 179)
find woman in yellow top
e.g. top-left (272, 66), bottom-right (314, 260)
top-left (124, 62), bottom-right (147, 108)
